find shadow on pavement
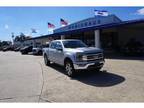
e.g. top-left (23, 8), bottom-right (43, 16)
top-left (72, 70), bottom-right (125, 87)
top-left (49, 64), bottom-right (125, 87)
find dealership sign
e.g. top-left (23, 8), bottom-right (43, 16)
top-left (54, 15), bottom-right (121, 33)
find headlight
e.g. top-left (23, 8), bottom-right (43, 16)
top-left (76, 52), bottom-right (83, 62)
top-left (76, 53), bottom-right (88, 62)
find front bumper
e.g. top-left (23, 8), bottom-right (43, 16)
top-left (73, 60), bottom-right (105, 70)
top-left (32, 50), bottom-right (38, 54)
top-left (32, 50), bottom-right (42, 55)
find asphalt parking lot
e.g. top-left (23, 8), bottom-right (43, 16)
top-left (0, 51), bottom-right (144, 102)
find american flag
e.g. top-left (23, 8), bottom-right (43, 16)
top-left (48, 22), bottom-right (55, 28)
top-left (60, 18), bottom-right (68, 26)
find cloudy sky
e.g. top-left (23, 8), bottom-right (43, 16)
top-left (0, 7), bottom-right (144, 41)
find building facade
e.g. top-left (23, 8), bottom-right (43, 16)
top-left (24, 14), bottom-right (144, 53)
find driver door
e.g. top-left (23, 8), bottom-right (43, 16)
top-left (49, 41), bottom-right (57, 62)
top-left (55, 41), bottom-right (64, 65)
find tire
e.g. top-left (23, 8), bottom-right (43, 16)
top-left (21, 51), bottom-right (27, 55)
top-left (38, 51), bottom-right (42, 55)
top-left (94, 67), bottom-right (102, 72)
top-left (44, 54), bottom-right (50, 66)
top-left (21, 52), bottom-right (26, 55)
top-left (64, 60), bottom-right (75, 77)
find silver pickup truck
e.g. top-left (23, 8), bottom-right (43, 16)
top-left (43, 39), bottom-right (105, 77)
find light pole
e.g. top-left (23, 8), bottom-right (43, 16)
top-left (11, 32), bottom-right (15, 45)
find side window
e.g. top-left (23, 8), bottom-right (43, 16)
top-left (75, 24), bottom-right (77, 28)
top-left (68, 26), bottom-right (71, 29)
top-left (93, 21), bottom-right (96, 25)
top-left (89, 22), bottom-right (92, 26)
top-left (77, 24), bottom-right (80, 28)
top-left (50, 42), bottom-right (56, 49)
top-left (81, 23), bottom-right (84, 27)
top-left (55, 42), bottom-right (62, 49)
top-left (97, 20), bottom-right (101, 24)
top-left (85, 22), bottom-right (87, 26)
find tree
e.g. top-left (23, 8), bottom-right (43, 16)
top-left (0, 41), bottom-right (11, 46)
top-left (19, 32), bottom-right (26, 42)
top-left (14, 36), bottom-right (20, 42)
top-left (14, 32), bottom-right (27, 42)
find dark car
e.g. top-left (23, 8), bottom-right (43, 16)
top-left (0, 47), bottom-right (3, 51)
top-left (2, 47), bottom-right (8, 51)
top-left (2, 46), bottom-right (14, 52)
top-left (42, 43), bottom-right (49, 48)
top-left (20, 46), bottom-right (33, 54)
top-left (14, 47), bottom-right (21, 52)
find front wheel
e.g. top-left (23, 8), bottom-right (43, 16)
top-left (44, 54), bottom-right (50, 66)
top-left (64, 60), bottom-right (75, 77)
top-left (94, 67), bottom-right (102, 72)
top-left (21, 51), bottom-right (27, 55)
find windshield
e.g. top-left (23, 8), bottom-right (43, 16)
top-left (62, 40), bottom-right (87, 48)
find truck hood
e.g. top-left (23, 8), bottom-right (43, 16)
top-left (65, 47), bottom-right (103, 54)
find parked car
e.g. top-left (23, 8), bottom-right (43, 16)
top-left (0, 47), bottom-right (3, 51)
top-left (43, 39), bottom-right (105, 77)
top-left (42, 43), bottom-right (49, 53)
top-left (20, 46), bottom-right (33, 54)
top-left (32, 47), bottom-right (43, 55)
top-left (14, 47), bottom-right (21, 52)
top-left (2, 46), bottom-right (14, 51)
top-left (42, 43), bottom-right (49, 48)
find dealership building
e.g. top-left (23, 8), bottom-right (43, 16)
top-left (23, 14), bottom-right (144, 52)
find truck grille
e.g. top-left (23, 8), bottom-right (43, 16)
top-left (86, 53), bottom-right (103, 61)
